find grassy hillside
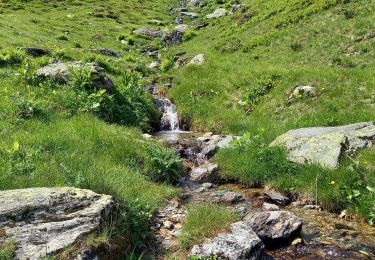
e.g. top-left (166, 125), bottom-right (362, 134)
top-left (0, 0), bottom-right (182, 256)
top-left (0, 0), bottom-right (374, 257)
top-left (165, 0), bottom-right (375, 222)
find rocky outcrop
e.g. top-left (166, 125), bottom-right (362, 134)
top-left (270, 122), bottom-right (375, 168)
top-left (190, 162), bottom-right (219, 183)
top-left (244, 211), bottom-right (303, 245)
top-left (133, 28), bottom-right (164, 39)
top-left (36, 62), bottom-right (114, 92)
top-left (207, 8), bottom-right (227, 19)
top-left (190, 221), bottom-right (264, 260)
top-left (0, 187), bottom-right (115, 260)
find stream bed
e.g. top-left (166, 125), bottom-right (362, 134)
top-left (152, 131), bottom-right (375, 259)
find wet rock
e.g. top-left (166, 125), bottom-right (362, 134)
top-left (210, 190), bottom-right (243, 204)
top-left (181, 12), bottom-right (199, 19)
top-left (288, 85), bottom-right (317, 103)
top-left (36, 62), bottom-right (113, 93)
top-left (270, 122), bottom-right (375, 168)
top-left (190, 221), bottom-right (264, 260)
top-left (163, 220), bottom-right (174, 230)
top-left (303, 205), bottom-right (322, 210)
top-left (190, 163), bottom-right (219, 183)
top-left (262, 202), bottom-right (280, 211)
top-left (244, 211), bottom-right (303, 245)
top-left (89, 48), bottom-right (120, 57)
top-left (133, 28), bottom-right (163, 39)
top-left (264, 190), bottom-right (290, 206)
top-left (223, 191), bottom-right (243, 204)
top-left (207, 8), bottom-right (227, 19)
top-left (20, 47), bottom-right (50, 57)
top-left (0, 187), bottom-right (115, 260)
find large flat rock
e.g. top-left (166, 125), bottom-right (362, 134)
top-left (270, 122), bottom-right (375, 168)
top-left (190, 221), bottom-right (264, 259)
top-left (0, 187), bottom-right (115, 260)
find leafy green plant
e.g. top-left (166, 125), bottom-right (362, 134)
top-left (3, 141), bottom-right (39, 176)
top-left (0, 241), bottom-right (15, 260)
top-left (143, 143), bottom-right (182, 183)
top-left (183, 29), bottom-right (197, 41)
top-left (0, 48), bottom-right (25, 67)
top-left (160, 58), bottom-right (174, 72)
top-left (238, 75), bottom-right (278, 113)
top-left (69, 67), bottom-right (94, 90)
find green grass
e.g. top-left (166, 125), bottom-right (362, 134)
top-left (179, 204), bottom-right (239, 249)
top-left (0, 115), bottom-right (180, 248)
top-left (0, 241), bottom-right (15, 260)
top-left (162, 0), bottom-right (375, 222)
top-left (0, 0), bottom-right (183, 254)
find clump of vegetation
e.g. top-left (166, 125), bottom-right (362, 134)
top-left (160, 58), bottom-right (174, 72)
top-left (56, 34), bottom-right (69, 41)
top-left (238, 75), bottom-right (278, 113)
top-left (179, 204), bottom-right (238, 249)
top-left (0, 241), bottom-right (15, 260)
top-left (0, 48), bottom-right (25, 66)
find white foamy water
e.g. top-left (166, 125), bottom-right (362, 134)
top-left (158, 98), bottom-right (180, 131)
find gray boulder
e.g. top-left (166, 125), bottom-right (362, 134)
top-left (133, 28), bottom-right (163, 39)
top-left (244, 211), bottom-right (303, 244)
top-left (207, 8), bottom-right (227, 19)
top-left (190, 162), bottom-right (219, 183)
top-left (36, 62), bottom-right (113, 92)
top-left (270, 122), bottom-right (375, 168)
top-left (0, 187), bottom-right (115, 260)
top-left (190, 221), bottom-right (264, 259)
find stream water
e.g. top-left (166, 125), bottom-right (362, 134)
top-left (152, 102), bottom-right (375, 259)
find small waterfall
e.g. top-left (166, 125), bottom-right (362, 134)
top-left (156, 98), bottom-right (180, 131)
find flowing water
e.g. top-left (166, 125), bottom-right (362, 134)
top-left (152, 125), bottom-right (375, 259)
top-left (156, 97), bottom-right (181, 131)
